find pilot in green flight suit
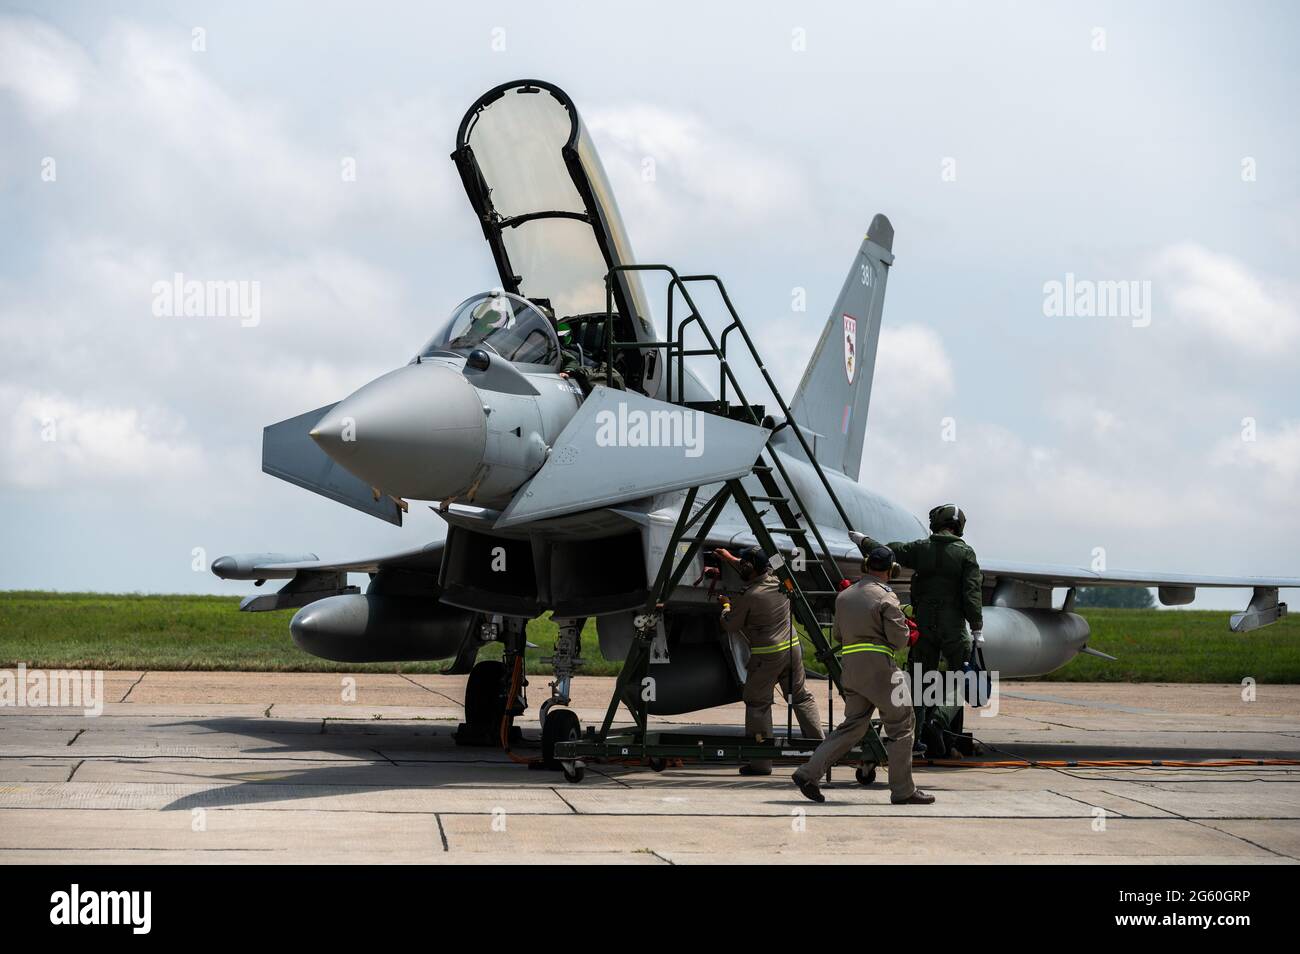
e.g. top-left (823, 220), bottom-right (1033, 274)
top-left (853, 504), bottom-right (983, 751)
top-left (556, 320), bottom-right (625, 393)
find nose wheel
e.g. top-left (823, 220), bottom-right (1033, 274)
top-left (541, 707), bottom-right (582, 770)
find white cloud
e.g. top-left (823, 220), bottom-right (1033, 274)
top-left (0, 16), bottom-right (89, 118)
top-left (1046, 393), bottom-right (1125, 442)
top-left (0, 388), bottom-right (205, 490)
top-left (1154, 242), bottom-right (1300, 355)
top-left (873, 325), bottom-right (954, 402)
top-left (1212, 420), bottom-right (1300, 484)
top-left (0, 238), bottom-right (413, 424)
top-left (0, 18), bottom-right (460, 242)
top-left (586, 104), bottom-right (814, 250)
top-left (858, 319), bottom-right (1289, 579)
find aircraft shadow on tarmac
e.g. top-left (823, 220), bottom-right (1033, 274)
top-left (145, 716), bottom-right (1298, 812)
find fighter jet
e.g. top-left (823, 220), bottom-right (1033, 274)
top-left (214, 79), bottom-right (1298, 759)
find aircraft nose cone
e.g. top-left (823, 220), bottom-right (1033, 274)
top-left (311, 362), bottom-right (486, 500)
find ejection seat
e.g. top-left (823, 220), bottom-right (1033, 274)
top-left (559, 312), bottom-right (631, 393)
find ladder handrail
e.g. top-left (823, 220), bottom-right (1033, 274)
top-left (602, 264), bottom-right (856, 577)
top-left (677, 274), bottom-right (855, 533)
top-left (603, 265), bottom-right (755, 423)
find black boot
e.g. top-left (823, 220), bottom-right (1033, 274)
top-left (791, 775), bottom-right (825, 803)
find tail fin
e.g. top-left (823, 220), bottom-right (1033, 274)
top-left (787, 214), bottom-right (894, 480)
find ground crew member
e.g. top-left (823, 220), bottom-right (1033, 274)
top-left (715, 546), bottom-right (824, 776)
top-left (851, 504), bottom-right (983, 751)
top-left (792, 546), bottom-right (934, 804)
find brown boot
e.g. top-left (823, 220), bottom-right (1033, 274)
top-left (891, 789), bottom-right (936, 805)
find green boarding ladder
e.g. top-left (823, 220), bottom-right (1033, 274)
top-left (567, 266), bottom-right (889, 775)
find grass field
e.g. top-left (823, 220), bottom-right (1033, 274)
top-left (1, 591), bottom-right (1297, 682)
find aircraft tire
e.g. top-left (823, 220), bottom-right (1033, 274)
top-left (464, 659), bottom-right (507, 728)
top-left (541, 707), bottom-right (581, 769)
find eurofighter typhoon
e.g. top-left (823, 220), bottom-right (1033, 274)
top-left (214, 80), bottom-right (1299, 763)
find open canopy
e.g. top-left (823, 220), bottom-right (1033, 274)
top-left (452, 80), bottom-right (653, 339)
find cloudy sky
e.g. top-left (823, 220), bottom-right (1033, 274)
top-left (1, 1), bottom-right (1296, 610)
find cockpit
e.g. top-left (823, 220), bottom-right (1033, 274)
top-left (417, 290), bottom-right (560, 370)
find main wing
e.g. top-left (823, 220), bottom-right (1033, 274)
top-left (978, 559), bottom-right (1297, 632)
top-left (676, 519), bottom-right (1296, 634)
top-left (978, 560), bottom-right (1300, 592)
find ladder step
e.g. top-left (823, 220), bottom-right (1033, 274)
top-left (764, 526), bottom-right (806, 535)
top-left (749, 495), bottom-right (788, 503)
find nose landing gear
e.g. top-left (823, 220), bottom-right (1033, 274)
top-left (540, 617), bottom-right (585, 719)
top-left (536, 617), bottom-right (586, 770)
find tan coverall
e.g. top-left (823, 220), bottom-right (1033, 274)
top-left (792, 578), bottom-right (917, 800)
top-left (721, 572), bottom-right (824, 771)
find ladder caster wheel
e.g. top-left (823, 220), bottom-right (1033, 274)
top-left (856, 764), bottom-right (877, 786)
top-left (647, 757), bottom-right (667, 772)
top-left (562, 761), bottom-right (586, 784)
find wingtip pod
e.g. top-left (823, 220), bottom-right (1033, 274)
top-left (211, 553), bottom-right (319, 580)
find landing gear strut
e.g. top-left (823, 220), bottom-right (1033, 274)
top-left (539, 617), bottom-right (586, 728)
